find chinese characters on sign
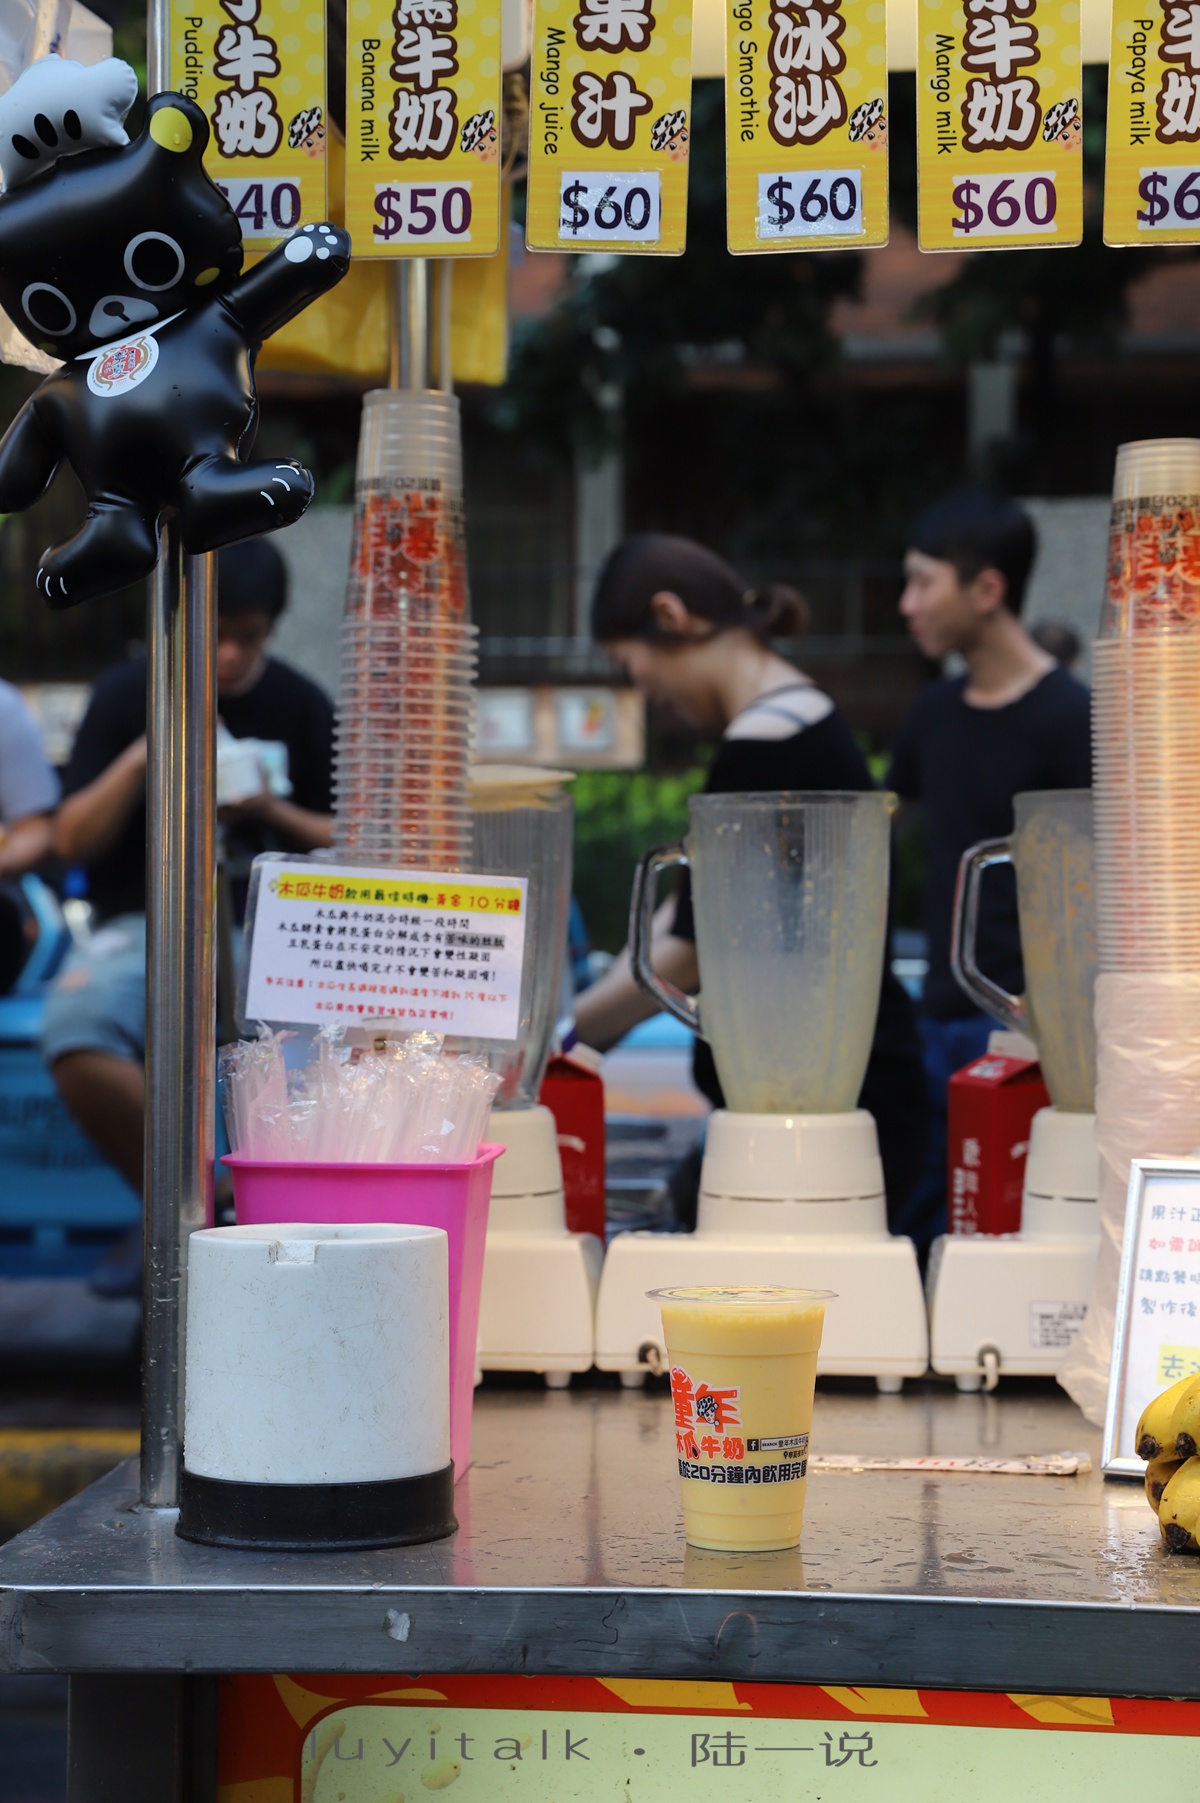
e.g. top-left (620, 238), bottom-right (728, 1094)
top-left (725, 0), bottom-right (887, 251)
top-left (241, 861), bottom-right (527, 1038)
top-left (1105, 0), bottom-right (1200, 241)
top-left (526, 0), bottom-right (693, 251)
top-left (344, 0), bottom-right (501, 255)
top-left (690, 1729), bottom-right (877, 1767)
top-left (169, 0), bottom-right (327, 248)
top-left (915, 0), bottom-right (1082, 250)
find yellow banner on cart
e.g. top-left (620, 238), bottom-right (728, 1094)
top-left (725, 0), bottom-right (888, 252)
top-left (915, 0), bottom-right (1083, 251)
top-left (168, 0), bottom-right (328, 249)
top-left (344, 0), bottom-right (502, 258)
top-left (526, 0), bottom-right (693, 254)
top-left (1104, 0), bottom-right (1200, 243)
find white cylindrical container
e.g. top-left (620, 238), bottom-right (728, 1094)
top-left (178, 1222), bottom-right (454, 1550)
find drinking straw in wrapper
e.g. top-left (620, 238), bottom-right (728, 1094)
top-left (219, 1024), bottom-right (500, 1163)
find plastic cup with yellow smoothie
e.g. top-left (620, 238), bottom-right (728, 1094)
top-left (650, 1285), bottom-right (834, 1552)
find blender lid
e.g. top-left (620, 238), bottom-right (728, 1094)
top-left (469, 764), bottom-right (575, 805)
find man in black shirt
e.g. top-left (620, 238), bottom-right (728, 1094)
top-left (42, 540), bottom-right (335, 1261)
top-left (886, 490), bottom-right (1092, 1243)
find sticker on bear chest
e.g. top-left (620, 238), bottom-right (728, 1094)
top-left (86, 331), bottom-right (160, 398)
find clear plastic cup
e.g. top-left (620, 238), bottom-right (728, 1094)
top-left (649, 1285), bottom-right (834, 1552)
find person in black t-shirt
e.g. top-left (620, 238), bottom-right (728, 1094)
top-left (572, 533), bottom-right (927, 1235)
top-left (886, 489), bottom-right (1092, 1244)
top-left (41, 539), bottom-right (335, 1280)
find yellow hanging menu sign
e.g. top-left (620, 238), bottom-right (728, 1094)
top-left (915, 0), bottom-right (1083, 251)
top-left (344, 0), bottom-right (502, 257)
top-left (526, 0), bottom-right (694, 254)
top-left (1104, 3), bottom-right (1200, 243)
top-left (169, 0), bottom-right (328, 249)
top-left (725, 0), bottom-right (888, 253)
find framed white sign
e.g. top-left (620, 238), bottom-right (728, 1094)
top-left (238, 858), bottom-right (529, 1042)
top-left (1102, 1158), bottom-right (1200, 1477)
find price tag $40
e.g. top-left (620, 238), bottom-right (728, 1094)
top-left (951, 170), bottom-right (1059, 238)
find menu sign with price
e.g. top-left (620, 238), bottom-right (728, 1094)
top-left (169, 0), bottom-right (328, 250)
top-left (1104, 0), bottom-right (1200, 243)
top-left (344, 0), bottom-right (502, 257)
top-left (526, 0), bottom-right (694, 253)
top-left (724, 0), bottom-right (888, 252)
top-left (915, 0), bottom-right (1082, 251)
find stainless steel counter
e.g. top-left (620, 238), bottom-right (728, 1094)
top-left (1, 1380), bottom-right (1195, 1696)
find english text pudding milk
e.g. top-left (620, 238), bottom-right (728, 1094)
top-left (651, 1286), bottom-right (833, 1552)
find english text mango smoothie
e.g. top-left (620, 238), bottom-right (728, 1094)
top-left (651, 1286), bottom-right (834, 1552)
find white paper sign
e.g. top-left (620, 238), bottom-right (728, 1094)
top-left (242, 862), bottom-right (528, 1041)
top-left (1103, 1160), bottom-right (1200, 1475)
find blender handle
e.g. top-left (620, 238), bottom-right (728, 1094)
top-left (629, 842), bottom-right (702, 1035)
top-left (951, 837), bottom-right (1027, 1034)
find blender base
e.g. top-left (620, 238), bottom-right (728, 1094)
top-left (595, 1110), bottom-right (929, 1389)
top-left (927, 1108), bottom-right (1099, 1387)
top-left (477, 1106), bottom-right (602, 1382)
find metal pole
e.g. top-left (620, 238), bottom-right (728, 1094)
top-left (394, 261), bottom-right (430, 390)
top-left (147, 0), bottom-right (168, 91)
top-left (141, 533), bottom-right (217, 1508)
top-left (436, 261), bottom-right (453, 394)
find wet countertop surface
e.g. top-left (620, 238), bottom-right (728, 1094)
top-left (0, 1380), bottom-right (1195, 1690)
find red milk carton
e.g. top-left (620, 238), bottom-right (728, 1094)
top-left (947, 1053), bottom-right (1050, 1235)
top-left (539, 1050), bottom-right (606, 1240)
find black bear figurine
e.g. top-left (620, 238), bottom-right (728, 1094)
top-left (0, 55), bottom-right (351, 606)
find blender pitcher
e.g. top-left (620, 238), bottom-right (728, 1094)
top-left (599, 787), bottom-right (929, 1389)
top-left (631, 793), bottom-right (895, 1114)
top-left (468, 766), bottom-right (601, 1384)
top-left (952, 789), bottom-right (1096, 1113)
top-left (458, 767), bottom-right (573, 1108)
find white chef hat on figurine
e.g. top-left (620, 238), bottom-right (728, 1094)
top-left (651, 108), bottom-right (686, 150)
top-left (1043, 96), bottom-right (1078, 141)
top-left (0, 53), bottom-right (136, 191)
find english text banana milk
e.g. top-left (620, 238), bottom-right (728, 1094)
top-left (653, 1286), bottom-right (832, 1552)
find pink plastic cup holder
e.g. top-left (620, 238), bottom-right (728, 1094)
top-left (222, 1144), bottom-right (504, 1483)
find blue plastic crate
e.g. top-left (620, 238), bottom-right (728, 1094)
top-left (0, 996), bottom-right (139, 1278)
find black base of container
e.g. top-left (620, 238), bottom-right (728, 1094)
top-left (176, 1463), bottom-right (457, 1551)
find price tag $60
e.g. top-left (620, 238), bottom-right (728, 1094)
top-left (1137, 168), bottom-right (1200, 229)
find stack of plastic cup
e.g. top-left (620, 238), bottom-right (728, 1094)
top-left (1060, 439), bottom-right (1200, 1425)
top-left (1092, 439), bottom-right (1200, 971)
top-left (333, 390), bottom-right (478, 872)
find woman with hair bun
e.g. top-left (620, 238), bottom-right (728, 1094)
top-left (573, 531), bottom-right (927, 1236)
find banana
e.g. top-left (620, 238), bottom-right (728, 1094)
top-left (1158, 1456), bottom-right (1200, 1551)
top-left (1146, 1457), bottom-right (1183, 1513)
top-left (1135, 1374), bottom-right (1196, 1459)
top-left (1169, 1375), bottom-right (1200, 1459)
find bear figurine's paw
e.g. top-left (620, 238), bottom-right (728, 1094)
top-left (177, 453), bottom-right (315, 553)
top-left (284, 222), bottom-right (352, 269)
